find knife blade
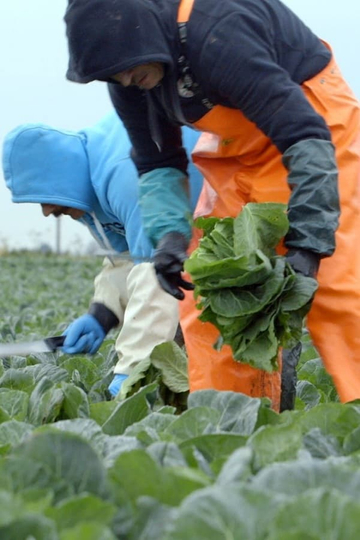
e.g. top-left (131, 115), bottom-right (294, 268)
top-left (0, 336), bottom-right (65, 358)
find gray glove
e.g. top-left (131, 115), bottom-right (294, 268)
top-left (285, 248), bottom-right (320, 278)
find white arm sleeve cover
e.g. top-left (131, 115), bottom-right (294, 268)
top-left (113, 262), bottom-right (179, 375)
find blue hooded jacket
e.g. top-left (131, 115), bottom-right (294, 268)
top-left (2, 112), bottom-right (202, 259)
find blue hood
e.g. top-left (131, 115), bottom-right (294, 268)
top-left (2, 124), bottom-right (97, 213)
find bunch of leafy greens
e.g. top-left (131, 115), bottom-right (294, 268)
top-left (184, 203), bottom-right (318, 372)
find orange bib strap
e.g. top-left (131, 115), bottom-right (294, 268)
top-left (177, 0), bottom-right (195, 23)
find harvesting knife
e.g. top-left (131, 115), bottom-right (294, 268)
top-left (0, 335), bottom-right (65, 358)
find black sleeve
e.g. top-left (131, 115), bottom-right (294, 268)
top-left (108, 83), bottom-right (189, 175)
top-left (197, 14), bottom-right (331, 153)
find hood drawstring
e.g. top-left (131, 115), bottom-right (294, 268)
top-left (82, 212), bottom-right (116, 266)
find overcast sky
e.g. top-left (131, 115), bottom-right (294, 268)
top-left (0, 0), bottom-right (359, 253)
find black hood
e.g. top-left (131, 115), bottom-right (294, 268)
top-left (65, 0), bottom-right (177, 83)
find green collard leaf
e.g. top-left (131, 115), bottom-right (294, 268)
top-left (248, 422), bottom-right (303, 470)
top-left (127, 497), bottom-right (177, 540)
top-left (49, 418), bottom-right (105, 456)
top-left (251, 456), bottom-right (360, 498)
top-left (109, 449), bottom-right (207, 506)
top-left (28, 378), bottom-right (64, 425)
top-left (164, 484), bottom-right (283, 540)
top-left (0, 490), bottom-right (24, 527)
top-left (8, 430), bottom-right (107, 502)
top-left (124, 411), bottom-right (177, 445)
top-left (188, 390), bottom-right (262, 436)
top-left (267, 488), bottom-right (360, 540)
top-left (60, 523), bottom-right (116, 540)
top-left (150, 341), bottom-right (189, 393)
top-left (0, 388), bottom-right (29, 421)
top-left (61, 357), bottom-right (100, 391)
top-left (0, 420), bottom-right (34, 454)
top-left (118, 356), bottom-right (151, 399)
top-left (299, 403), bottom-right (360, 443)
top-left (297, 358), bottom-right (338, 402)
top-left (101, 435), bottom-right (142, 467)
top-left (234, 202), bottom-right (288, 256)
top-left (303, 428), bottom-right (342, 459)
top-left (89, 401), bottom-right (118, 427)
top-left (164, 407), bottom-right (221, 441)
top-left (45, 494), bottom-right (116, 531)
top-left (147, 441), bottom-right (188, 469)
top-left (208, 220), bottom-right (235, 259)
top-left (102, 383), bottom-right (157, 436)
top-left (60, 383), bottom-right (90, 419)
top-left (0, 514), bottom-right (58, 540)
top-left (194, 215), bottom-right (222, 235)
top-left (0, 368), bottom-right (35, 394)
top-left (296, 380), bottom-right (321, 410)
top-left (180, 433), bottom-right (247, 467)
top-left (216, 447), bottom-right (253, 485)
top-left (280, 272), bottom-right (318, 311)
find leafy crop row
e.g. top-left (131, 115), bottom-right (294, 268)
top-left (0, 252), bottom-right (354, 540)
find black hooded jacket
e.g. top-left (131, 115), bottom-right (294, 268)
top-left (65, 0), bottom-right (332, 176)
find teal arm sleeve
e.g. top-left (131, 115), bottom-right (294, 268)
top-left (139, 167), bottom-right (192, 247)
top-left (282, 139), bottom-right (340, 256)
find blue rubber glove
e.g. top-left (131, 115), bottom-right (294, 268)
top-left (108, 374), bottom-right (129, 397)
top-left (62, 314), bottom-right (106, 355)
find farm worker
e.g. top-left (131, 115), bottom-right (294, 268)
top-left (2, 111), bottom-right (203, 397)
top-left (64, 0), bottom-right (360, 410)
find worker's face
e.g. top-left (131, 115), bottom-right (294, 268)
top-left (41, 204), bottom-right (85, 220)
top-left (111, 62), bottom-right (165, 90)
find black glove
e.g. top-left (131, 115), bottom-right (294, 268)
top-left (285, 248), bottom-right (321, 278)
top-left (154, 232), bottom-right (194, 300)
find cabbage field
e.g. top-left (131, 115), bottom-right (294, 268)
top-left (0, 252), bottom-right (359, 540)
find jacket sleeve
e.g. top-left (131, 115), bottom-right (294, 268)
top-left (112, 262), bottom-right (179, 375)
top-left (92, 257), bottom-right (134, 323)
top-left (283, 139), bottom-right (339, 256)
top-left (108, 83), bottom-right (193, 246)
top-left (195, 16), bottom-right (340, 255)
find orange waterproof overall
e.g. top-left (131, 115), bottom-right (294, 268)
top-left (178, 0), bottom-right (360, 407)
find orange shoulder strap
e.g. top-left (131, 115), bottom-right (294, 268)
top-left (177, 0), bottom-right (195, 23)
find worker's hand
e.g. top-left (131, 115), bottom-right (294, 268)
top-left (62, 314), bottom-right (106, 355)
top-left (285, 248), bottom-right (320, 318)
top-left (285, 248), bottom-right (320, 278)
top-left (108, 373), bottom-right (129, 397)
top-left (154, 232), bottom-right (194, 300)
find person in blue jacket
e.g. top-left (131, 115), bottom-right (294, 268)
top-left (2, 111), bottom-right (203, 397)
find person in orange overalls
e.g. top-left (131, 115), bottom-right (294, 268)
top-left (64, 0), bottom-right (360, 410)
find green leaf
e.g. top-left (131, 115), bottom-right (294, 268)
top-left (109, 449), bottom-right (208, 506)
top-left (150, 342), bottom-right (189, 393)
top-left (251, 457), bottom-right (360, 499)
top-left (296, 380), bottom-right (321, 410)
top-left (234, 202), bottom-right (288, 256)
top-left (102, 383), bottom-right (157, 435)
top-left (60, 523), bottom-right (116, 540)
top-left (60, 383), bottom-right (90, 419)
top-left (164, 484), bottom-right (284, 540)
top-left (27, 378), bottom-right (64, 425)
top-left (0, 514), bottom-right (58, 540)
top-left (267, 488), bottom-right (360, 540)
top-left (188, 390), bottom-right (263, 435)
top-left (248, 422), bottom-right (303, 470)
top-left (45, 494), bottom-right (116, 531)
top-left (7, 430), bottom-right (108, 503)
top-left (61, 357), bottom-right (100, 391)
top-left (0, 420), bottom-right (34, 454)
top-left (303, 428), bottom-right (342, 458)
top-left (118, 356), bottom-right (151, 399)
top-left (0, 368), bottom-right (35, 393)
